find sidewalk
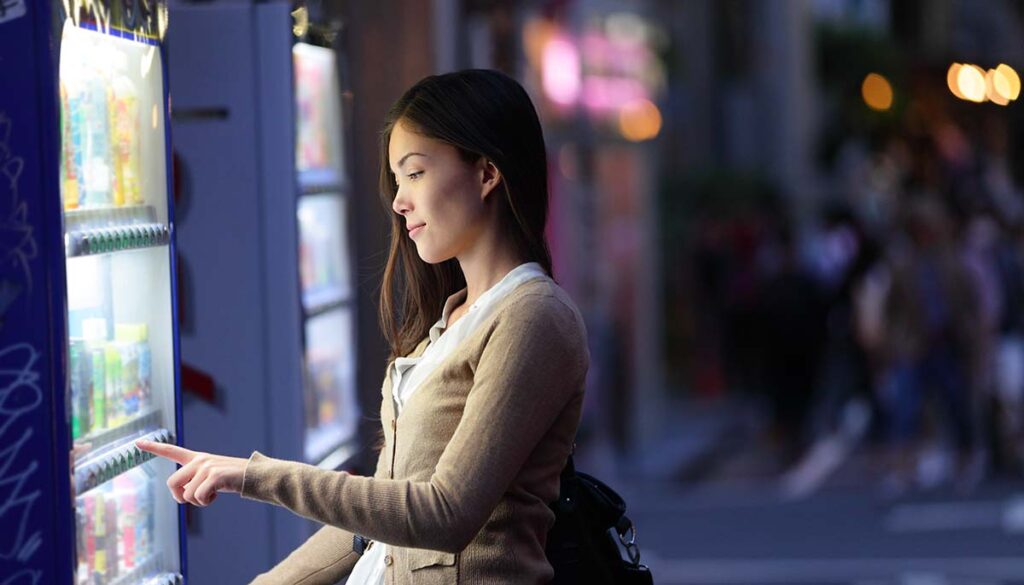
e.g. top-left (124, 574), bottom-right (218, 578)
top-left (575, 395), bottom-right (758, 484)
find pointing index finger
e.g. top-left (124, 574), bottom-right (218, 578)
top-left (136, 439), bottom-right (197, 465)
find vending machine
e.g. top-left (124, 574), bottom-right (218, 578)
top-left (167, 2), bottom-right (359, 581)
top-left (292, 41), bottom-right (360, 468)
top-left (0, 1), bottom-right (186, 584)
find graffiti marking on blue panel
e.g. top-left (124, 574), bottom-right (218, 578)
top-left (0, 113), bottom-right (36, 296)
top-left (0, 0), bottom-right (26, 25)
top-left (1, 568), bottom-right (41, 585)
top-left (0, 342), bottom-right (43, 572)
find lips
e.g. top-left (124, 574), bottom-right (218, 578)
top-left (407, 223), bottom-right (426, 237)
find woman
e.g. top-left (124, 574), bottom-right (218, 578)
top-left (138, 69), bottom-right (590, 584)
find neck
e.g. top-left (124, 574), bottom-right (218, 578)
top-left (455, 237), bottom-right (528, 307)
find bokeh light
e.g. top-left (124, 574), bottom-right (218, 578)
top-left (957, 64), bottom-right (988, 102)
top-left (986, 68), bottom-right (1011, 106)
top-left (947, 63), bottom-right (966, 100)
top-left (542, 35), bottom-right (581, 106)
top-left (996, 63), bottom-right (1021, 100)
top-left (861, 73), bottom-right (893, 111)
top-left (617, 98), bottom-right (662, 142)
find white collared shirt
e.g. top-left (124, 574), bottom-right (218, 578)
top-left (346, 262), bottom-right (548, 585)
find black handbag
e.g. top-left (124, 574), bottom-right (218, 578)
top-left (546, 454), bottom-right (654, 584)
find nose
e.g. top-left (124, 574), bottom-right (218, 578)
top-left (392, 187), bottom-right (411, 216)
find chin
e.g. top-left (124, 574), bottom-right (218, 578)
top-left (415, 246), bottom-right (456, 265)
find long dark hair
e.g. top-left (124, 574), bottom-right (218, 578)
top-left (378, 69), bottom-right (553, 361)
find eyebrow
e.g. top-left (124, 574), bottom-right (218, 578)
top-left (393, 152), bottom-right (428, 172)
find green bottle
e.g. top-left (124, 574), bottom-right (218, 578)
top-left (83, 318), bottom-right (107, 432)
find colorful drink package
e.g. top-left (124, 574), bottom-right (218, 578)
top-left (92, 491), bottom-right (107, 582)
top-left (136, 324), bottom-right (152, 410)
top-left (104, 344), bottom-right (123, 427)
top-left (60, 81), bottom-right (81, 210)
top-left (115, 324), bottom-right (141, 418)
top-left (69, 339), bottom-right (88, 439)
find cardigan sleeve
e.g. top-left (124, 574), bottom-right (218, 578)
top-left (247, 404), bottom-right (394, 583)
top-left (239, 295), bottom-right (588, 553)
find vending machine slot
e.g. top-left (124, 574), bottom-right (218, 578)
top-left (67, 222), bottom-right (171, 257)
top-left (75, 428), bottom-right (175, 495)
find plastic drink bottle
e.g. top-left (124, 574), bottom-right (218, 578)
top-left (81, 60), bottom-right (113, 207)
top-left (115, 324), bottom-right (141, 418)
top-left (110, 53), bottom-right (141, 206)
top-left (69, 339), bottom-right (92, 439)
top-left (92, 491), bottom-right (107, 582)
top-left (103, 485), bottom-right (120, 580)
top-left (60, 81), bottom-right (81, 210)
top-left (136, 324), bottom-right (152, 410)
top-left (83, 319), bottom-right (107, 431)
top-left (104, 344), bottom-right (123, 427)
top-left (113, 474), bottom-right (137, 571)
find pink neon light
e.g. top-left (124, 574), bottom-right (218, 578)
top-left (542, 36), bottom-right (582, 106)
top-left (581, 77), bottom-right (648, 111)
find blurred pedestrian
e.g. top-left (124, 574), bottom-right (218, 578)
top-left (877, 196), bottom-right (982, 494)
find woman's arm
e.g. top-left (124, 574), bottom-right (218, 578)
top-left (138, 294), bottom-right (588, 555)
top-left (246, 444), bottom-right (394, 584)
top-left (138, 404), bottom-right (395, 584)
top-left (240, 296), bottom-right (588, 553)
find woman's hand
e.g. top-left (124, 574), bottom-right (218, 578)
top-left (136, 439), bottom-right (248, 507)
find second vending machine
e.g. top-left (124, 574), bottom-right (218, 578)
top-left (167, 2), bottom-right (360, 581)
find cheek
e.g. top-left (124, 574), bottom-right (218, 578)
top-left (428, 174), bottom-right (484, 227)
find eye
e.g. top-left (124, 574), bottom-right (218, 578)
top-left (407, 171), bottom-right (424, 181)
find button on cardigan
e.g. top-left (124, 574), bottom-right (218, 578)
top-left (242, 276), bottom-right (589, 584)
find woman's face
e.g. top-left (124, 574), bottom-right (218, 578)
top-left (388, 120), bottom-right (499, 264)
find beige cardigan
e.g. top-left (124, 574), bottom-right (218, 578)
top-left (241, 278), bottom-right (589, 584)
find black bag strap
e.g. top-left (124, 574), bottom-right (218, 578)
top-left (561, 451), bottom-right (577, 483)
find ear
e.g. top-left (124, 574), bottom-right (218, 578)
top-left (478, 158), bottom-right (502, 201)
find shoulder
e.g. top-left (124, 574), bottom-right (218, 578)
top-left (487, 278), bottom-right (589, 357)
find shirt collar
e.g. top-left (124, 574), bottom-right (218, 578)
top-left (429, 262), bottom-right (546, 341)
